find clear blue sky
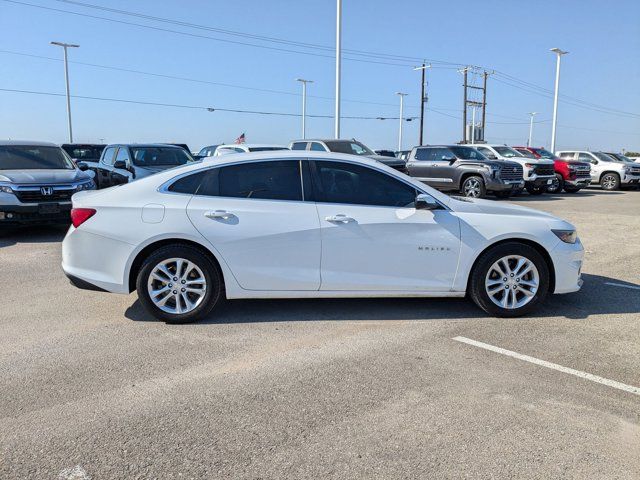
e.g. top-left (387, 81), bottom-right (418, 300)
top-left (1, 0), bottom-right (639, 152)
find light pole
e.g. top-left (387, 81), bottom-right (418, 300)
top-left (334, 0), bottom-right (342, 139)
top-left (413, 64), bottom-right (431, 145)
top-left (50, 41), bottom-right (79, 143)
top-left (296, 78), bottom-right (313, 139)
top-left (396, 92), bottom-right (408, 151)
top-left (527, 112), bottom-right (537, 147)
top-left (550, 48), bottom-right (568, 153)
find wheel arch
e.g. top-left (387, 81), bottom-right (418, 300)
top-left (465, 237), bottom-right (556, 294)
top-left (598, 170), bottom-right (620, 183)
top-left (127, 237), bottom-right (227, 294)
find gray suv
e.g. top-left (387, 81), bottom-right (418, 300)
top-left (0, 141), bottom-right (96, 225)
top-left (406, 145), bottom-right (524, 198)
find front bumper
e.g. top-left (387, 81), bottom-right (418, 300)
top-left (550, 238), bottom-right (584, 294)
top-left (486, 178), bottom-right (524, 192)
top-left (526, 176), bottom-right (556, 188)
top-left (622, 174), bottom-right (640, 185)
top-left (565, 177), bottom-right (591, 188)
top-left (0, 202), bottom-right (71, 224)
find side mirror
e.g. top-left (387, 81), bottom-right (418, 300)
top-left (76, 161), bottom-right (89, 171)
top-left (415, 193), bottom-right (440, 210)
top-left (113, 159), bottom-right (129, 170)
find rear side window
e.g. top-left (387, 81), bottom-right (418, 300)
top-left (198, 160), bottom-right (303, 201)
top-left (414, 147), bottom-right (451, 161)
top-left (314, 161), bottom-right (417, 207)
top-left (168, 171), bottom-right (208, 194)
top-left (291, 142), bottom-right (307, 151)
top-left (310, 142), bottom-right (326, 152)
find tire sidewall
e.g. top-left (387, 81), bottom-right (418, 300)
top-left (601, 173), bottom-right (620, 191)
top-left (469, 242), bottom-right (550, 317)
top-left (136, 245), bottom-right (222, 323)
top-left (461, 176), bottom-right (486, 198)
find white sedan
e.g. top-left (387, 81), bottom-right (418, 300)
top-left (62, 151), bottom-right (584, 323)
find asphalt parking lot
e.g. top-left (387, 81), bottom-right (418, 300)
top-left (1, 188), bottom-right (639, 479)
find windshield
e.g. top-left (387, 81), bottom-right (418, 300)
top-left (324, 141), bottom-right (375, 156)
top-left (0, 145), bottom-right (75, 170)
top-left (449, 146), bottom-right (487, 160)
top-left (605, 153), bottom-right (633, 163)
top-left (131, 147), bottom-right (193, 167)
top-left (532, 148), bottom-right (555, 159)
top-left (515, 148), bottom-right (537, 159)
top-left (247, 147), bottom-right (288, 152)
top-left (594, 152), bottom-right (619, 162)
top-left (62, 145), bottom-right (105, 160)
top-left (493, 146), bottom-right (523, 158)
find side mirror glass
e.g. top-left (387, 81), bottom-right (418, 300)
top-left (415, 193), bottom-right (440, 210)
top-left (76, 161), bottom-right (89, 171)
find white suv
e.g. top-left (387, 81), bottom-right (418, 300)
top-left (556, 151), bottom-right (640, 190)
top-left (213, 144), bottom-right (288, 156)
top-left (471, 144), bottom-right (555, 195)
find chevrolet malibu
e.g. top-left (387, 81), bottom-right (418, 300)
top-left (62, 151), bottom-right (584, 323)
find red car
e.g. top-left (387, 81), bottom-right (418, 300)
top-left (513, 146), bottom-right (591, 193)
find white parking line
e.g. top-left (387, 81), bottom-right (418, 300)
top-left (604, 282), bottom-right (640, 290)
top-left (453, 336), bottom-right (640, 396)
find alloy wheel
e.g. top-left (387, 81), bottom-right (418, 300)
top-left (484, 255), bottom-right (539, 309)
top-left (601, 174), bottom-right (617, 190)
top-left (147, 258), bottom-right (207, 314)
top-left (463, 178), bottom-right (482, 197)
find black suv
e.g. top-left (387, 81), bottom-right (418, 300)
top-left (95, 144), bottom-right (196, 188)
top-left (406, 145), bottom-right (524, 198)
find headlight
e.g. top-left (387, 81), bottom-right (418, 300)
top-left (552, 229), bottom-right (577, 244)
top-left (624, 167), bottom-right (631, 174)
top-left (75, 180), bottom-right (95, 191)
top-left (0, 185), bottom-right (14, 194)
top-left (524, 163), bottom-right (535, 168)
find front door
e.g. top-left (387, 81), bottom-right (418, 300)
top-left (186, 159), bottom-right (321, 291)
top-left (312, 160), bottom-right (461, 291)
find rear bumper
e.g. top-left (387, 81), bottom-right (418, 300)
top-left (0, 202), bottom-right (71, 224)
top-left (550, 238), bottom-right (585, 294)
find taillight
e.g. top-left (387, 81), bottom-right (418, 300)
top-left (70, 208), bottom-right (96, 228)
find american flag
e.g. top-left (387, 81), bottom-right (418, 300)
top-left (235, 133), bottom-right (245, 144)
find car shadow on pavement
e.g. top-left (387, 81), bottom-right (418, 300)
top-left (125, 273), bottom-right (640, 325)
top-left (507, 190), bottom-right (627, 202)
top-left (0, 225), bottom-right (68, 248)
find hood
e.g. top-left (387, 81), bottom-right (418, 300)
top-left (0, 169), bottom-right (90, 185)
top-left (367, 154), bottom-right (405, 166)
top-left (450, 196), bottom-right (559, 221)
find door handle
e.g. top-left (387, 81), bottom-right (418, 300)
top-left (205, 210), bottom-right (234, 220)
top-left (325, 214), bottom-right (355, 223)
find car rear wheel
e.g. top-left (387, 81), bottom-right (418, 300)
top-left (545, 174), bottom-right (563, 194)
top-left (468, 242), bottom-right (550, 317)
top-left (136, 245), bottom-right (223, 323)
top-left (600, 173), bottom-right (620, 191)
top-left (461, 176), bottom-right (486, 198)
top-left (525, 184), bottom-right (546, 195)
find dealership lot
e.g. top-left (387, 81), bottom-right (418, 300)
top-left (1, 190), bottom-right (639, 478)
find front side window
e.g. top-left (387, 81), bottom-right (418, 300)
top-left (315, 161), bottom-right (417, 207)
top-left (199, 160), bottom-right (303, 201)
top-left (493, 146), bottom-right (523, 158)
top-left (310, 142), bottom-right (326, 152)
top-left (0, 146), bottom-right (75, 170)
top-left (131, 147), bottom-right (192, 167)
top-left (291, 142), bottom-right (308, 151)
top-left (451, 146), bottom-right (487, 160)
top-left (324, 141), bottom-right (375, 156)
top-left (101, 147), bottom-right (117, 165)
top-left (115, 147), bottom-right (131, 164)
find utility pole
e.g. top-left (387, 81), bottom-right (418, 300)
top-left (334, 0), bottom-right (342, 139)
top-left (396, 92), bottom-right (408, 151)
top-left (462, 68), bottom-right (468, 143)
top-left (296, 78), bottom-right (313, 139)
top-left (471, 106), bottom-right (477, 145)
top-left (527, 112), bottom-right (537, 147)
top-left (550, 48), bottom-right (568, 153)
top-left (414, 63), bottom-right (431, 145)
top-left (51, 41), bottom-right (79, 143)
top-left (481, 71), bottom-right (488, 141)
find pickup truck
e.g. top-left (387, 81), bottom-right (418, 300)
top-left (556, 150), bottom-right (640, 190)
top-left (513, 146), bottom-right (591, 193)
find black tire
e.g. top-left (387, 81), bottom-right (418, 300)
top-left (493, 191), bottom-right (512, 199)
top-left (525, 184), bottom-right (545, 195)
top-left (600, 172), bottom-right (620, 191)
top-left (468, 242), bottom-right (550, 317)
top-left (461, 176), bottom-right (487, 198)
top-left (136, 244), bottom-right (223, 323)
top-left (545, 174), bottom-right (563, 194)
top-left (563, 186), bottom-right (581, 193)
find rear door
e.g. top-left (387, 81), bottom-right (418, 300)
top-left (186, 159), bottom-right (321, 291)
top-left (407, 147), bottom-right (455, 189)
top-left (312, 160), bottom-right (461, 292)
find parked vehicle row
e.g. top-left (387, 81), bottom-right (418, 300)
top-left (62, 150), bottom-right (584, 323)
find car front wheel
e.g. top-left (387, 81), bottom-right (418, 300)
top-left (461, 176), bottom-right (486, 198)
top-left (600, 173), bottom-right (620, 191)
top-left (468, 242), bottom-right (550, 317)
top-left (546, 174), bottom-right (563, 194)
top-left (136, 244), bottom-right (223, 323)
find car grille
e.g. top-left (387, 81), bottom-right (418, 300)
top-left (575, 168), bottom-right (591, 178)
top-left (14, 188), bottom-right (75, 203)
top-left (499, 163), bottom-right (523, 181)
top-left (630, 167), bottom-right (640, 176)
top-left (534, 165), bottom-right (555, 176)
